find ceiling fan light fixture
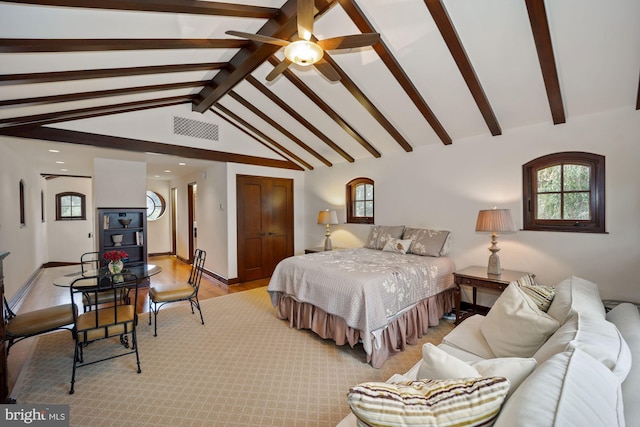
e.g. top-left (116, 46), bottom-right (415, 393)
top-left (284, 40), bottom-right (323, 66)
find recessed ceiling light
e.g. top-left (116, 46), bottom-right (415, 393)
top-left (164, 170), bottom-right (172, 173)
top-left (178, 162), bottom-right (186, 166)
top-left (154, 175), bottom-right (161, 178)
top-left (56, 161), bottom-right (64, 164)
top-left (49, 149), bottom-right (60, 153)
top-left (60, 168), bottom-right (68, 172)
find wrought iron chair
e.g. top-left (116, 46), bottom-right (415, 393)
top-left (148, 249), bottom-right (206, 337)
top-left (80, 251), bottom-right (126, 312)
top-left (3, 297), bottom-right (77, 355)
top-left (69, 271), bottom-right (141, 394)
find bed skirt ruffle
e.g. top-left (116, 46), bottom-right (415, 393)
top-left (274, 288), bottom-right (455, 368)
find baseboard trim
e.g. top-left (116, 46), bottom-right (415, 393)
top-left (151, 254), bottom-right (238, 286)
top-left (7, 267), bottom-right (43, 312)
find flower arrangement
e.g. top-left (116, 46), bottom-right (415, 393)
top-left (103, 250), bottom-right (129, 263)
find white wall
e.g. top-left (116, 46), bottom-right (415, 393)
top-left (304, 108), bottom-right (640, 303)
top-left (45, 177), bottom-right (94, 262)
top-left (93, 158), bottom-right (146, 208)
top-left (0, 143), bottom-right (47, 300)
top-left (146, 180), bottom-right (172, 254)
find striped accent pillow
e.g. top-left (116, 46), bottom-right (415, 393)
top-left (347, 377), bottom-right (510, 427)
top-left (517, 282), bottom-right (556, 312)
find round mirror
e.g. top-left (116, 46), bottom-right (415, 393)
top-left (146, 190), bottom-right (166, 221)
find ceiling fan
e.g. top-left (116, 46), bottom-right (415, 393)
top-left (226, 0), bottom-right (380, 82)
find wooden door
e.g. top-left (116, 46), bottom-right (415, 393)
top-left (237, 175), bottom-right (293, 282)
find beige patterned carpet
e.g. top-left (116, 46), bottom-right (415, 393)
top-left (11, 287), bottom-right (454, 426)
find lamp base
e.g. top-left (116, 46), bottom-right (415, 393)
top-left (324, 236), bottom-right (333, 251)
top-left (487, 253), bottom-right (501, 275)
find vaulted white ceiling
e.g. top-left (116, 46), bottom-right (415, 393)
top-left (1, 0), bottom-right (638, 180)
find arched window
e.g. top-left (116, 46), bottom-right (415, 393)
top-left (146, 190), bottom-right (166, 221)
top-left (346, 177), bottom-right (374, 224)
top-left (56, 192), bottom-right (86, 220)
top-left (522, 152), bottom-right (605, 233)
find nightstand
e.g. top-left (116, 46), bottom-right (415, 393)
top-left (304, 247), bottom-right (345, 254)
top-left (453, 266), bottom-right (534, 325)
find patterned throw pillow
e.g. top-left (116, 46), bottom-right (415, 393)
top-left (364, 225), bottom-right (405, 250)
top-left (348, 377), bottom-right (510, 427)
top-left (382, 238), bottom-right (412, 254)
top-left (402, 227), bottom-right (450, 257)
top-left (513, 277), bottom-right (556, 313)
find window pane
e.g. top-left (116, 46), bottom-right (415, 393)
top-left (563, 164), bottom-right (590, 191)
top-left (71, 206), bottom-right (82, 217)
top-left (355, 185), bottom-right (364, 200)
top-left (537, 193), bottom-right (561, 219)
top-left (71, 196), bottom-right (82, 207)
top-left (364, 184), bottom-right (373, 200)
top-left (564, 192), bottom-right (590, 220)
top-left (365, 201), bottom-right (373, 216)
top-left (61, 206), bottom-right (72, 217)
top-left (537, 166), bottom-right (561, 192)
top-left (60, 195), bottom-right (71, 208)
top-left (355, 201), bottom-right (365, 216)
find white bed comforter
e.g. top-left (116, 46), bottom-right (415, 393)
top-left (267, 248), bottom-right (455, 354)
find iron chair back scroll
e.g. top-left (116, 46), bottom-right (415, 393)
top-left (148, 249), bottom-right (206, 336)
top-left (69, 271), bottom-right (141, 394)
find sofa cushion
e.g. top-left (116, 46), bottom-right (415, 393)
top-left (494, 349), bottom-right (624, 427)
top-left (402, 228), bottom-right (450, 257)
top-left (364, 225), bottom-right (405, 250)
top-left (607, 302), bottom-right (640, 424)
top-left (533, 311), bottom-right (631, 382)
top-left (481, 283), bottom-right (560, 358)
top-left (546, 276), bottom-right (605, 323)
top-left (382, 238), bottom-right (412, 254)
top-left (347, 377), bottom-right (510, 427)
top-left (441, 314), bottom-right (496, 359)
top-left (417, 343), bottom-right (535, 398)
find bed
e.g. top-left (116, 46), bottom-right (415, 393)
top-left (267, 226), bottom-right (456, 368)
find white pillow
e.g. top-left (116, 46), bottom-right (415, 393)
top-left (382, 238), bottom-right (412, 254)
top-left (481, 283), bottom-right (560, 358)
top-left (417, 343), bottom-right (535, 398)
top-left (546, 276), bottom-right (605, 323)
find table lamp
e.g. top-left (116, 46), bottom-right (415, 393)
top-left (475, 208), bottom-right (517, 275)
top-left (317, 209), bottom-right (339, 251)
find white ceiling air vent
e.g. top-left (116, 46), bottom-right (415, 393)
top-left (173, 116), bottom-right (219, 141)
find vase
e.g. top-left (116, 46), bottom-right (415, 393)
top-left (112, 234), bottom-right (123, 246)
top-left (108, 260), bottom-right (124, 274)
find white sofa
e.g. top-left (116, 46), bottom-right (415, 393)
top-left (338, 276), bottom-right (640, 427)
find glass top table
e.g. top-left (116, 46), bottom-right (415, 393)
top-left (53, 264), bottom-right (162, 287)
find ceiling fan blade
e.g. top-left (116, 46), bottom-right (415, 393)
top-left (314, 59), bottom-right (341, 82)
top-left (225, 30), bottom-right (290, 47)
top-left (266, 58), bottom-right (292, 81)
top-left (317, 33), bottom-right (381, 50)
top-left (297, 0), bottom-right (314, 41)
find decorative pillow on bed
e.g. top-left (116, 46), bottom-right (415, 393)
top-left (347, 377), bottom-right (510, 427)
top-left (402, 227), bottom-right (450, 257)
top-left (364, 225), bottom-right (405, 250)
top-left (382, 238), bottom-right (412, 254)
top-left (480, 283), bottom-right (560, 358)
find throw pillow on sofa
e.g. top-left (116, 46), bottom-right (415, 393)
top-left (481, 283), bottom-right (560, 358)
top-left (417, 343), bottom-right (536, 398)
top-left (517, 282), bottom-right (555, 312)
top-left (347, 377), bottom-right (510, 427)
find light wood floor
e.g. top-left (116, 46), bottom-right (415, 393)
top-left (6, 255), bottom-right (269, 396)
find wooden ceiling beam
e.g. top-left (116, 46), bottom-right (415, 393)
top-left (0, 81), bottom-right (206, 107)
top-left (267, 56), bottom-right (380, 159)
top-left (423, 0), bottom-right (501, 136)
top-left (0, 63), bottom-right (227, 86)
top-left (245, 75), bottom-right (355, 163)
top-left (320, 49), bottom-right (413, 153)
top-left (0, 38), bottom-right (249, 52)
top-left (524, 0), bottom-right (566, 124)
top-left (339, 0), bottom-right (452, 145)
top-left (228, 90), bottom-right (332, 167)
top-left (0, 126), bottom-right (301, 170)
top-left (636, 72), bottom-right (640, 110)
top-left (1, 0), bottom-right (279, 19)
top-left (213, 103), bottom-right (311, 170)
top-left (192, 0), bottom-right (338, 113)
top-left (0, 95), bottom-right (193, 127)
